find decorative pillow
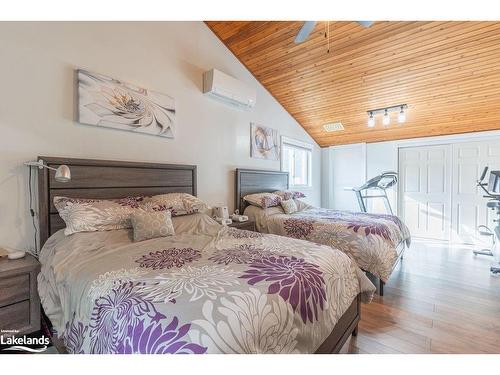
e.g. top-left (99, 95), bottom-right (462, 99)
top-left (140, 193), bottom-right (210, 217)
top-left (281, 199), bottom-right (298, 214)
top-left (243, 193), bottom-right (282, 208)
top-left (131, 210), bottom-right (175, 242)
top-left (53, 196), bottom-right (145, 235)
top-left (183, 193), bottom-right (211, 213)
top-left (274, 190), bottom-right (306, 200)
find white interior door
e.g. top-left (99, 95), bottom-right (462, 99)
top-left (399, 145), bottom-right (452, 241)
top-left (452, 141), bottom-right (500, 244)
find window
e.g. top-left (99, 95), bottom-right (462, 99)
top-left (281, 137), bottom-right (313, 188)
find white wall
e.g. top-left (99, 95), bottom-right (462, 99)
top-left (0, 22), bottom-right (321, 252)
top-left (321, 147), bottom-right (333, 208)
top-left (366, 141), bottom-right (399, 214)
top-left (322, 144), bottom-right (367, 211)
top-left (322, 130), bottom-right (500, 216)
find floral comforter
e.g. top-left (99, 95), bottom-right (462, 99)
top-left (245, 203), bottom-right (411, 282)
top-left (38, 213), bottom-right (375, 354)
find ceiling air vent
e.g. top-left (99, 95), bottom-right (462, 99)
top-left (323, 122), bottom-right (344, 132)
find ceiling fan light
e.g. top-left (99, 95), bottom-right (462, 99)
top-left (357, 21), bottom-right (374, 28)
top-left (367, 112), bottom-right (375, 128)
top-left (383, 109), bottom-right (390, 126)
top-left (398, 107), bottom-right (406, 123)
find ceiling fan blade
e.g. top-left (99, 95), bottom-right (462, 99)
top-left (294, 21), bottom-right (316, 44)
top-left (356, 21), bottom-right (374, 28)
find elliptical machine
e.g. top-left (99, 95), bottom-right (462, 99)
top-left (474, 167), bottom-right (500, 274)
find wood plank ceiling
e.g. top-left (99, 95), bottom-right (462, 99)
top-left (206, 21), bottom-right (500, 147)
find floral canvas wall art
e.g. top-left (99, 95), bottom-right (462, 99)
top-left (77, 69), bottom-right (175, 138)
top-left (250, 123), bottom-right (280, 160)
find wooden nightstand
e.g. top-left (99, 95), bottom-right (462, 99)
top-left (0, 254), bottom-right (40, 336)
top-left (228, 220), bottom-right (257, 232)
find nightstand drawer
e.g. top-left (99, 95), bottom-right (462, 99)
top-left (0, 273), bottom-right (30, 307)
top-left (0, 300), bottom-right (31, 332)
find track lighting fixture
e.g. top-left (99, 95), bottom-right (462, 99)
top-left (366, 104), bottom-right (408, 128)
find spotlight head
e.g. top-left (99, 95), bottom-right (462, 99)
top-left (382, 109), bottom-right (390, 126)
top-left (398, 106), bottom-right (406, 123)
top-left (54, 165), bottom-right (71, 183)
top-left (367, 112), bottom-right (375, 128)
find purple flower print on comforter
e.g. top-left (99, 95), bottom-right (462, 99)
top-left (64, 282), bottom-right (206, 354)
top-left (37, 213), bottom-right (375, 354)
top-left (240, 255), bottom-right (326, 324)
top-left (247, 205), bottom-right (411, 282)
top-left (117, 317), bottom-right (207, 354)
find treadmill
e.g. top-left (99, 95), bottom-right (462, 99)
top-left (350, 171), bottom-right (398, 215)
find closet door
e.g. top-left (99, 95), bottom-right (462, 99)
top-left (452, 141), bottom-right (500, 244)
top-left (399, 145), bottom-right (452, 241)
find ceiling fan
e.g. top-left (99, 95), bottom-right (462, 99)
top-left (294, 21), bottom-right (374, 44)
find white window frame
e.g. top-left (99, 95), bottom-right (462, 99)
top-left (280, 136), bottom-right (313, 188)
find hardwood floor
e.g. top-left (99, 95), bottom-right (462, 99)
top-left (341, 239), bottom-right (500, 353)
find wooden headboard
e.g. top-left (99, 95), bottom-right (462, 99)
top-left (235, 168), bottom-right (289, 213)
top-left (37, 156), bottom-right (197, 247)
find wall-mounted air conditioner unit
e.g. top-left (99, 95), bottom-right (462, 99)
top-left (203, 69), bottom-right (256, 110)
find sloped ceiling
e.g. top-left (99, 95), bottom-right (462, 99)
top-left (206, 21), bottom-right (500, 147)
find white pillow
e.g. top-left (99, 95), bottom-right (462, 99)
top-left (243, 193), bottom-right (282, 208)
top-left (140, 193), bottom-right (210, 216)
top-left (274, 190), bottom-right (306, 200)
top-left (53, 196), bottom-right (143, 235)
top-left (281, 199), bottom-right (298, 214)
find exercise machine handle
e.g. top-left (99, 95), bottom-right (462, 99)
top-left (480, 166), bottom-right (489, 182)
top-left (477, 167), bottom-right (491, 196)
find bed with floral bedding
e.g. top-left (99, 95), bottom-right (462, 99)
top-left (38, 213), bottom-right (375, 354)
top-left (244, 200), bottom-right (411, 289)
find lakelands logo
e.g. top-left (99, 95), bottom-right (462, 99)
top-left (0, 330), bottom-right (50, 353)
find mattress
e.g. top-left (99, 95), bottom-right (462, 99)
top-left (38, 212), bottom-right (375, 354)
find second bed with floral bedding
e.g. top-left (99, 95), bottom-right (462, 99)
top-left (244, 200), bottom-right (411, 287)
top-left (38, 213), bottom-right (375, 354)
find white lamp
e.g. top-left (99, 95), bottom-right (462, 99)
top-left (24, 159), bottom-right (71, 182)
top-left (367, 112), bottom-right (375, 128)
top-left (382, 109), bottom-right (390, 126)
top-left (398, 106), bottom-right (406, 123)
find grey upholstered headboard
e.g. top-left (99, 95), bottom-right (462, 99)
top-left (235, 168), bottom-right (289, 213)
top-left (37, 156), bottom-right (197, 247)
